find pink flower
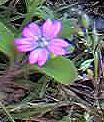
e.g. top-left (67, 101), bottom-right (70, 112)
top-left (14, 19), bottom-right (69, 66)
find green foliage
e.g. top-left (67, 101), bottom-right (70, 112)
top-left (58, 116), bottom-right (71, 122)
top-left (34, 6), bottom-right (55, 19)
top-left (92, 26), bottom-right (99, 50)
top-left (80, 59), bottom-right (94, 71)
top-left (0, 0), bottom-right (103, 121)
top-left (0, 0), bottom-right (9, 5)
top-left (81, 14), bottom-right (90, 28)
top-left (42, 56), bottom-right (78, 84)
top-left (0, 22), bottom-right (14, 58)
top-left (59, 19), bottom-right (78, 38)
top-left (66, 44), bottom-right (75, 53)
top-left (94, 51), bottom-right (99, 80)
top-left (25, 0), bottom-right (45, 13)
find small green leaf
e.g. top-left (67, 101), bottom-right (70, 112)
top-left (0, 0), bottom-right (9, 5)
top-left (25, 0), bottom-right (45, 13)
top-left (41, 56), bottom-right (78, 84)
top-left (34, 6), bottom-right (54, 19)
top-left (80, 59), bottom-right (94, 71)
top-left (81, 14), bottom-right (90, 28)
top-left (59, 19), bottom-right (78, 38)
top-left (66, 44), bottom-right (75, 53)
top-left (0, 22), bottom-right (14, 57)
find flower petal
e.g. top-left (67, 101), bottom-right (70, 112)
top-left (28, 23), bottom-right (41, 36)
top-left (42, 19), bottom-right (53, 38)
top-left (22, 23), bottom-right (40, 39)
top-left (14, 37), bottom-right (35, 45)
top-left (22, 27), bottom-right (34, 37)
top-left (42, 19), bottom-right (62, 39)
top-left (50, 21), bottom-right (62, 39)
top-left (48, 45), bottom-right (66, 56)
top-left (17, 45), bottom-right (34, 52)
top-left (50, 38), bottom-right (69, 47)
top-left (29, 49), bottom-right (41, 64)
top-left (38, 49), bottom-right (49, 66)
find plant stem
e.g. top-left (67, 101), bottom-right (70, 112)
top-left (94, 51), bottom-right (98, 83)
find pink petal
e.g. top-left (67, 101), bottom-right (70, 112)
top-left (14, 37), bottom-right (35, 45)
top-left (29, 49), bottom-right (41, 64)
top-left (48, 45), bottom-right (66, 56)
top-left (42, 19), bottom-right (62, 39)
top-left (50, 39), bottom-right (69, 47)
top-left (28, 23), bottom-right (41, 36)
top-left (38, 49), bottom-right (49, 66)
top-left (22, 23), bottom-right (40, 38)
top-left (17, 45), bottom-right (34, 52)
top-left (50, 21), bottom-right (62, 39)
top-left (42, 19), bottom-right (53, 39)
top-left (22, 27), bottom-right (34, 37)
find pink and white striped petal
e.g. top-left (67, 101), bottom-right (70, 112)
top-left (17, 45), bottom-right (34, 52)
top-left (50, 38), bottom-right (69, 47)
top-left (38, 49), bottom-right (49, 66)
top-left (22, 27), bottom-right (34, 37)
top-left (48, 45), bottom-right (66, 56)
top-left (42, 19), bottom-right (53, 39)
top-left (28, 23), bottom-right (41, 36)
top-left (29, 49), bottom-right (41, 64)
top-left (42, 19), bottom-right (62, 39)
top-left (49, 21), bottom-right (62, 39)
top-left (14, 37), bottom-right (35, 45)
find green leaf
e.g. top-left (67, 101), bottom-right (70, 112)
top-left (58, 116), bottom-right (71, 122)
top-left (0, 0), bottom-right (9, 5)
top-left (0, 22), bottom-right (14, 57)
top-left (41, 56), bottom-right (78, 84)
top-left (66, 44), bottom-right (75, 53)
top-left (80, 59), bottom-right (94, 71)
top-left (25, 0), bottom-right (45, 13)
top-left (34, 6), bottom-right (54, 19)
top-left (59, 19), bottom-right (79, 38)
top-left (81, 14), bottom-right (90, 28)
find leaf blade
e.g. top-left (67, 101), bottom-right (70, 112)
top-left (0, 22), bottom-right (14, 57)
top-left (41, 56), bottom-right (78, 84)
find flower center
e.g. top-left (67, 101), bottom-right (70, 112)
top-left (38, 37), bottom-right (49, 48)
